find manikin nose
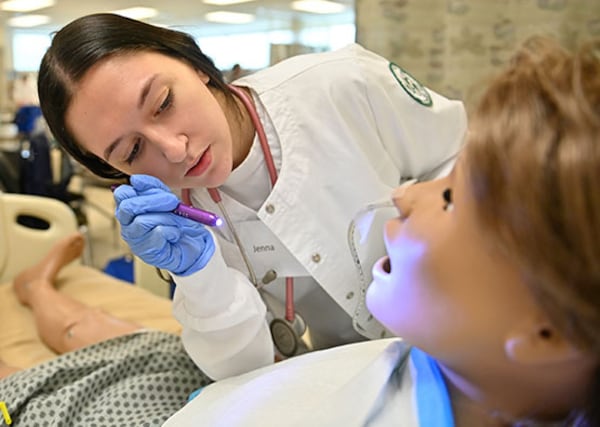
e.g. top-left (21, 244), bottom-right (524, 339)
top-left (391, 179), bottom-right (417, 220)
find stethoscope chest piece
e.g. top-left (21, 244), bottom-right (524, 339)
top-left (269, 315), bottom-right (307, 357)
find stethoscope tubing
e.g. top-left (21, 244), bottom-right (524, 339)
top-left (183, 84), bottom-right (297, 321)
top-left (208, 187), bottom-right (259, 288)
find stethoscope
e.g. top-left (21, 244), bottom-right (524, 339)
top-left (182, 84), bottom-right (307, 357)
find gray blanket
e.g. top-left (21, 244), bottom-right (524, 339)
top-left (0, 331), bottom-right (211, 426)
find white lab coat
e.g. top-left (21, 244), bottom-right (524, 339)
top-left (171, 44), bottom-right (467, 380)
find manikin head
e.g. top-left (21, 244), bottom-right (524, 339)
top-left (367, 37), bottom-right (600, 425)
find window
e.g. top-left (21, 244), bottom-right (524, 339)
top-left (196, 24), bottom-right (355, 71)
top-left (10, 23), bottom-right (355, 74)
top-left (12, 32), bottom-right (51, 72)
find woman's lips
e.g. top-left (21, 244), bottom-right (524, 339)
top-left (186, 147), bottom-right (212, 177)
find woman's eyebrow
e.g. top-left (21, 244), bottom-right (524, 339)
top-left (139, 74), bottom-right (158, 109)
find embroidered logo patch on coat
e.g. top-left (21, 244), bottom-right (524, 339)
top-left (389, 62), bottom-right (432, 107)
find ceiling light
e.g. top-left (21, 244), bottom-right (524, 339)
top-left (204, 11), bottom-right (255, 24)
top-left (111, 7), bottom-right (158, 20)
top-left (291, 0), bottom-right (346, 14)
top-left (1, 0), bottom-right (55, 12)
top-left (202, 0), bottom-right (256, 5)
top-left (7, 14), bottom-right (50, 27)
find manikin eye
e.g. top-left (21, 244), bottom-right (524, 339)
top-left (442, 188), bottom-right (454, 211)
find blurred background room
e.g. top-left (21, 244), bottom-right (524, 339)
top-left (0, 0), bottom-right (598, 291)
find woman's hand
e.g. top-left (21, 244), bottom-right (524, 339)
top-left (114, 174), bottom-right (215, 276)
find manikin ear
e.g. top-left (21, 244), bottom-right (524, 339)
top-left (504, 316), bottom-right (582, 365)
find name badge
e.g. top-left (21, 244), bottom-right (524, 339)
top-left (235, 219), bottom-right (308, 280)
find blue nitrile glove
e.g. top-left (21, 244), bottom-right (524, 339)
top-left (114, 174), bottom-right (215, 276)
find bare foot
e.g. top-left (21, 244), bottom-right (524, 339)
top-left (13, 232), bottom-right (85, 305)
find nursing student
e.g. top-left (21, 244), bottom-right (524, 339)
top-left (164, 36), bottom-right (600, 427)
top-left (37, 13), bottom-right (466, 380)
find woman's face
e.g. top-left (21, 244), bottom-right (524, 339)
top-left (66, 51), bottom-right (234, 189)
top-left (367, 156), bottom-right (541, 367)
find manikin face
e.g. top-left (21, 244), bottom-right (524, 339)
top-left (366, 156), bottom-right (542, 369)
top-left (66, 51), bottom-right (234, 189)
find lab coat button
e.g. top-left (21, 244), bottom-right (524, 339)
top-left (265, 204), bottom-right (275, 214)
top-left (346, 291), bottom-right (354, 300)
top-left (311, 253), bottom-right (321, 263)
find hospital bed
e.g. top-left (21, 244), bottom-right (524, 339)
top-left (0, 192), bottom-right (181, 370)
